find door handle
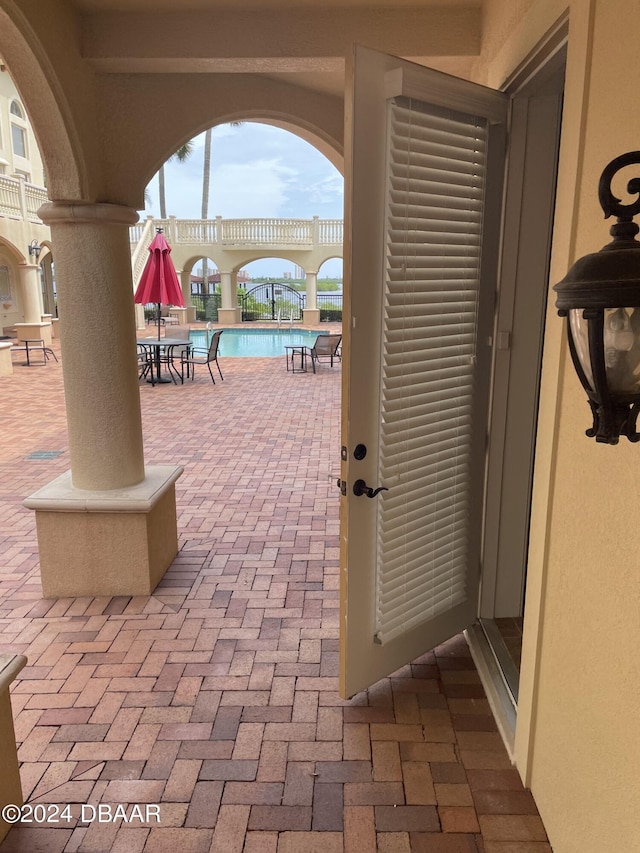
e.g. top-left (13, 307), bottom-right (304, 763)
top-left (353, 479), bottom-right (388, 498)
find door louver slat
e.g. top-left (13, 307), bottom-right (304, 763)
top-left (375, 95), bottom-right (488, 644)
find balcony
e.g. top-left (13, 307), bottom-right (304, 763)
top-left (0, 175), bottom-right (48, 223)
top-left (130, 215), bottom-right (343, 251)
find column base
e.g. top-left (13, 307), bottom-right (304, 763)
top-left (303, 308), bottom-right (321, 325)
top-left (14, 322), bottom-right (52, 346)
top-left (23, 465), bottom-right (183, 598)
top-left (0, 342), bottom-right (13, 376)
top-left (186, 306), bottom-right (197, 323)
top-left (167, 307), bottom-right (189, 324)
top-left (0, 655), bottom-right (27, 844)
top-left (218, 307), bottom-right (242, 324)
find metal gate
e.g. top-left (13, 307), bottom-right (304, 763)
top-left (240, 282), bottom-right (305, 321)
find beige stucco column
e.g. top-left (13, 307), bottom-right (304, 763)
top-left (16, 263), bottom-right (43, 323)
top-left (41, 257), bottom-right (56, 316)
top-left (42, 203), bottom-right (144, 489)
top-left (218, 269), bottom-right (241, 324)
top-left (23, 201), bottom-right (182, 598)
top-left (179, 268), bottom-right (197, 323)
top-left (180, 268), bottom-right (191, 306)
top-left (14, 263), bottom-right (52, 345)
top-left (303, 269), bottom-right (320, 325)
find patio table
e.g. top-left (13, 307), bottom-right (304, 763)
top-left (137, 337), bottom-right (189, 384)
top-left (11, 338), bottom-right (57, 367)
top-left (285, 345), bottom-right (308, 373)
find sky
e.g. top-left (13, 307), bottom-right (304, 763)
top-left (143, 122), bottom-right (344, 279)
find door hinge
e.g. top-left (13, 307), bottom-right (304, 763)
top-left (497, 330), bottom-right (511, 350)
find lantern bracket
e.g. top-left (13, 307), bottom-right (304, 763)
top-left (599, 151), bottom-right (640, 231)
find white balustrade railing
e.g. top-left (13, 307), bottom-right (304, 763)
top-left (221, 217), bottom-right (313, 245)
top-left (130, 217), bottom-right (156, 287)
top-left (0, 176), bottom-right (21, 218)
top-left (25, 184), bottom-right (48, 219)
top-left (0, 174), bottom-right (48, 221)
top-left (318, 219), bottom-right (343, 244)
top-left (129, 216), bottom-right (343, 265)
top-left (176, 219), bottom-right (218, 243)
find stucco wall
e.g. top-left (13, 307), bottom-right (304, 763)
top-left (481, 1), bottom-right (640, 850)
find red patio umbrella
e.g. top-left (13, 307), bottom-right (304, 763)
top-left (134, 228), bottom-right (185, 338)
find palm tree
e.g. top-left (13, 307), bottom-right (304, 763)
top-left (158, 141), bottom-right (194, 219)
top-left (201, 128), bottom-right (213, 221)
top-left (201, 122), bottom-right (242, 220)
top-left (200, 123), bottom-right (241, 294)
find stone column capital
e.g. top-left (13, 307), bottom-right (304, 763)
top-left (38, 201), bottom-right (139, 228)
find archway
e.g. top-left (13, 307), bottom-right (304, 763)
top-left (0, 9), bottom-right (86, 201)
top-left (144, 122), bottom-right (344, 326)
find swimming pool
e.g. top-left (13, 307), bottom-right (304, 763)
top-left (189, 327), bottom-right (326, 358)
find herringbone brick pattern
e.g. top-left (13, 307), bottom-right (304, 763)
top-left (0, 332), bottom-right (550, 852)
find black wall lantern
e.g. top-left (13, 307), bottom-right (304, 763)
top-left (554, 151), bottom-right (640, 444)
top-left (28, 239), bottom-right (41, 261)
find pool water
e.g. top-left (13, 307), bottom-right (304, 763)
top-left (190, 327), bottom-right (326, 358)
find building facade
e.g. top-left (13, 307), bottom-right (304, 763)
top-left (0, 64), bottom-right (50, 337)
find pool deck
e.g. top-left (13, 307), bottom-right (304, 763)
top-left (0, 333), bottom-right (550, 853)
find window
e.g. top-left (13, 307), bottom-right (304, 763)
top-left (11, 124), bottom-right (27, 159)
top-left (10, 100), bottom-right (24, 118)
top-left (0, 266), bottom-right (12, 303)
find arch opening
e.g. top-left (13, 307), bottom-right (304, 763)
top-left (143, 121), bottom-right (343, 225)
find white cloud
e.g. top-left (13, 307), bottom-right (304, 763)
top-left (211, 159), bottom-right (298, 218)
top-left (304, 173), bottom-right (344, 207)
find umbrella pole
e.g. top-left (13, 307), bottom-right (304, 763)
top-left (157, 303), bottom-right (161, 339)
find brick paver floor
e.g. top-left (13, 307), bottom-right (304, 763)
top-left (0, 334), bottom-right (551, 852)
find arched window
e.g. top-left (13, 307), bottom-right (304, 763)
top-left (9, 100), bottom-right (24, 118)
top-left (0, 266), bottom-right (12, 302)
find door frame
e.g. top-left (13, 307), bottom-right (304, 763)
top-left (481, 42), bottom-right (567, 623)
top-left (467, 22), bottom-right (568, 753)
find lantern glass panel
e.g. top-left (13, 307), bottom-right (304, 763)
top-left (568, 308), bottom-right (594, 391)
top-left (569, 307), bottom-right (640, 395)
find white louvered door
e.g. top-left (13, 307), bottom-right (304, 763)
top-left (340, 47), bottom-right (507, 698)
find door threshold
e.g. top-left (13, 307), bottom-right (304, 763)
top-left (465, 622), bottom-right (517, 761)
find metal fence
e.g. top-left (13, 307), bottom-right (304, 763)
top-left (190, 293), bottom-right (221, 321)
top-left (318, 292), bottom-right (343, 322)
top-left (142, 290), bottom-right (341, 323)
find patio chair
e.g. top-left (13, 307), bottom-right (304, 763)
top-left (180, 329), bottom-right (224, 383)
top-left (286, 333), bottom-right (342, 374)
top-left (161, 324), bottom-right (192, 382)
top-left (137, 343), bottom-right (154, 385)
